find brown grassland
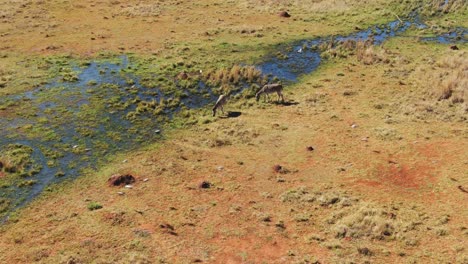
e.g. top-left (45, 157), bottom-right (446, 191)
top-left (0, 0), bottom-right (467, 263)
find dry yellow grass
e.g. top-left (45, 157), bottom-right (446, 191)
top-left (403, 49), bottom-right (468, 117)
top-left (203, 65), bottom-right (263, 88)
top-left (436, 53), bottom-right (468, 104)
top-left (424, 0), bottom-right (468, 14)
top-left (356, 43), bottom-right (391, 65)
top-left (1, 38), bottom-right (467, 263)
top-left (0, 0), bottom-right (403, 56)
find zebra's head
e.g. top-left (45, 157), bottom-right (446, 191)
top-left (255, 92), bottom-right (261, 101)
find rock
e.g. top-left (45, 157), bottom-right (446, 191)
top-left (450, 45), bottom-right (459, 50)
top-left (143, 178), bottom-right (149, 182)
top-left (108, 174), bottom-right (136, 187)
top-left (117, 192), bottom-right (125, 195)
top-left (273, 164), bottom-right (282, 173)
top-left (351, 123), bottom-right (358, 128)
top-left (278, 11), bottom-right (291, 18)
top-left (155, 129), bottom-right (161, 134)
top-left (199, 181), bottom-right (211, 189)
top-left (217, 166), bottom-right (224, 171)
top-left (122, 159), bottom-right (128, 163)
top-left (124, 185), bottom-right (133, 189)
top-left (306, 146), bottom-right (314, 151)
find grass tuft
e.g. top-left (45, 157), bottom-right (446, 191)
top-left (203, 65), bottom-right (262, 87)
top-left (87, 202), bottom-right (103, 211)
top-left (436, 54), bottom-right (467, 104)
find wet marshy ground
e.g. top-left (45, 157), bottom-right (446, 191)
top-left (0, 15), bottom-right (466, 220)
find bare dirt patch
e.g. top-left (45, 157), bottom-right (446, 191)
top-left (212, 235), bottom-right (289, 263)
top-left (377, 162), bottom-right (433, 188)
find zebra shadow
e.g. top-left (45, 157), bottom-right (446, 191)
top-left (273, 101), bottom-right (299, 106)
top-left (220, 111), bottom-right (242, 118)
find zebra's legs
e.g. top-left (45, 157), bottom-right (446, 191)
top-left (277, 91), bottom-right (284, 102)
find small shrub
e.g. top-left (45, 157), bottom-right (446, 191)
top-left (17, 180), bottom-right (37, 187)
top-left (103, 211), bottom-right (127, 226)
top-left (0, 144), bottom-right (34, 175)
top-left (55, 171), bottom-right (65, 177)
top-left (324, 240), bottom-right (342, 250)
top-left (435, 228), bottom-right (448, 236)
top-left (332, 206), bottom-right (395, 240)
top-left (203, 65), bottom-right (262, 86)
top-left (357, 247), bottom-right (372, 256)
top-left (436, 55), bottom-right (467, 103)
top-left (133, 228), bottom-right (151, 238)
top-left (87, 202), bottom-right (103, 211)
top-left (0, 198), bottom-right (11, 213)
top-left (258, 214), bottom-right (272, 222)
top-left (87, 80), bottom-right (97, 86)
top-left (279, 187), bottom-right (308, 202)
top-left (405, 237), bottom-right (419, 246)
top-left (295, 213), bottom-right (310, 222)
top-left (356, 45), bottom-right (389, 65)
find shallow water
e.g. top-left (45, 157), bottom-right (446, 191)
top-left (258, 18), bottom-right (467, 82)
top-left (420, 27), bottom-right (467, 43)
top-left (0, 15), bottom-right (466, 220)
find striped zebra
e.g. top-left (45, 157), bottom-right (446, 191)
top-left (255, 83), bottom-right (284, 102)
top-left (212, 94), bottom-right (229, 116)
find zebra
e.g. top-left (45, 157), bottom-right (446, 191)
top-left (212, 94), bottom-right (229, 117)
top-left (255, 83), bottom-right (284, 102)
